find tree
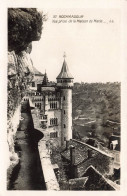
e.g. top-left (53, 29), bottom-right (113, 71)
top-left (8, 8), bottom-right (46, 53)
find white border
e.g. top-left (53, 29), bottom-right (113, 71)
top-left (0, 0), bottom-right (127, 195)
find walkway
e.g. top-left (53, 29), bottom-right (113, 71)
top-left (31, 108), bottom-right (60, 190)
top-left (9, 103), bottom-right (46, 190)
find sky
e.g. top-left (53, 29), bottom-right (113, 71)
top-left (31, 8), bottom-right (120, 83)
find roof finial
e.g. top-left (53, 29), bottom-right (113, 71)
top-left (63, 52), bottom-right (66, 60)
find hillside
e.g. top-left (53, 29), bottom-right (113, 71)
top-left (72, 82), bottom-right (120, 146)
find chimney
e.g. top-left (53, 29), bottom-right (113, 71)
top-left (70, 145), bottom-right (75, 165)
top-left (88, 149), bottom-right (92, 158)
top-left (66, 140), bottom-right (69, 149)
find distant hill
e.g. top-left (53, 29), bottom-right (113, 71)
top-left (72, 82), bottom-right (120, 146)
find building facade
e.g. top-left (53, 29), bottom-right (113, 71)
top-left (24, 56), bottom-right (74, 146)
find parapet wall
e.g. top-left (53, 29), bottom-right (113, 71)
top-left (38, 139), bottom-right (60, 190)
top-left (31, 109), bottom-right (60, 190)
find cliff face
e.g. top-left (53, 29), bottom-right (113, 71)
top-left (7, 8), bottom-right (44, 169)
top-left (7, 47), bottom-right (34, 167)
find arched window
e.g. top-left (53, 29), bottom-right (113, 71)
top-left (64, 124), bottom-right (66, 128)
top-left (63, 96), bottom-right (65, 101)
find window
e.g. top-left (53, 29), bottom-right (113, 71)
top-left (56, 102), bottom-right (57, 109)
top-left (43, 115), bottom-right (47, 120)
top-left (63, 96), bottom-right (65, 101)
top-left (50, 118), bottom-right (58, 126)
top-left (64, 124), bottom-right (66, 128)
top-left (50, 132), bottom-right (58, 138)
top-left (32, 82), bottom-right (35, 87)
top-left (50, 102), bottom-right (57, 109)
top-left (64, 110), bottom-right (65, 114)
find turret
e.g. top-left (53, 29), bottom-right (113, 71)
top-left (56, 54), bottom-right (73, 88)
top-left (56, 53), bottom-right (74, 146)
top-left (42, 70), bottom-right (48, 86)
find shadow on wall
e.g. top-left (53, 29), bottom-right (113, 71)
top-left (8, 101), bottom-right (46, 190)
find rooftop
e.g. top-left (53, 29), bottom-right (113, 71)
top-left (56, 59), bottom-right (73, 79)
top-left (61, 139), bottom-right (113, 166)
top-left (82, 165), bottom-right (120, 190)
top-left (32, 65), bottom-right (44, 76)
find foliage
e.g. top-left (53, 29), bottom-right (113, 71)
top-left (73, 82), bottom-right (120, 122)
top-left (72, 82), bottom-right (120, 146)
top-left (8, 8), bottom-right (46, 53)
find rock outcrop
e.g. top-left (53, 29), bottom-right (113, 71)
top-left (7, 47), bottom-right (34, 168)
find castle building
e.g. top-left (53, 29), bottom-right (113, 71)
top-left (29, 65), bottom-right (44, 91)
top-left (25, 55), bottom-right (74, 146)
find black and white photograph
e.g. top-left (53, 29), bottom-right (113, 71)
top-left (1, 0), bottom-right (127, 194)
top-left (6, 7), bottom-right (121, 191)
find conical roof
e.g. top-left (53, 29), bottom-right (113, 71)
top-left (33, 66), bottom-right (44, 76)
top-left (42, 71), bottom-right (48, 85)
top-left (56, 59), bottom-right (73, 79)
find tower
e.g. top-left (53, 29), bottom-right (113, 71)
top-left (56, 53), bottom-right (74, 146)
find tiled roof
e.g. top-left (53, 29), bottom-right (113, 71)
top-left (82, 165), bottom-right (119, 190)
top-left (61, 149), bottom-right (88, 165)
top-left (66, 165), bottom-right (119, 190)
top-left (69, 177), bottom-right (88, 190)
top-left (61, 140), bottom-right (99, 165)
top-left (56, 60), bottom-right (73, 79)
